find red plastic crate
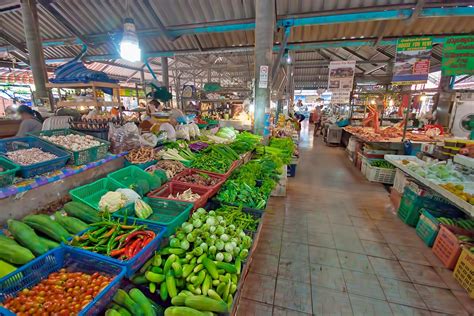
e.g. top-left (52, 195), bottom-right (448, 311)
top-left (171, 168), bottom-right (226, 197)
top-left (432, 225), bottom-right (474, 270)
top-left (147, 182), bottom-right (211, 210)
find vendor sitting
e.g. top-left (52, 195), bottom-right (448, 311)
top-left (15, 105), bottom-right (44, 137)
top-left (159, 108), bottom-right (185, 142)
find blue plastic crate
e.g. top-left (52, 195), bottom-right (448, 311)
top-left (66, 218), bottom-right (167, 278)
top-left (0, 246), bottom-right (125, 316)
top-left (0, 137), bottom-right (70, 178)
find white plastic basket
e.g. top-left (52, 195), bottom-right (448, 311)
top-left (393, 169), bottom-right (409, 193)
top-left (365, 163), bottom-right (396, 184)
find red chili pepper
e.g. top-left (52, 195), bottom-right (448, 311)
top-left (142, 231), bottom-right (156, 239)
top-left (126, 239), bottom-right (141, 259)
top-left (110, 248), bottom-right (126, 257)
top-left (132, 240), bottom-right (144, 257)
top-left (141, 236), bottom-right (152, 248)
top-left (124, 231), bottom-right (146, 244)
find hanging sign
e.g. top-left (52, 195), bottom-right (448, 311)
top-left (392, 37), bottom-right (433, 85)
top-left (328, 60), bottom-right (356, 104)
top-left (441, 36), bottom-right (474, 76)
top-left (258, 65), bottom-right (269, 89)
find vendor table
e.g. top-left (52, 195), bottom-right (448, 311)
top-left (385, 154), bottom-right (474, 217)
top-left (0, 153), bottom-right (125, 222)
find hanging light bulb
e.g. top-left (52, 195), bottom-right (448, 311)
top-left (120, 18), bottom-right (141, 62)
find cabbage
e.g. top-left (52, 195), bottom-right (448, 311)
top-left (116, 188), bottom-right (141, 206)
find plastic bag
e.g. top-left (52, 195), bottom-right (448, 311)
top-left (175, 124), bottom-right (190, 141)
top-left (188, 123), bottom-right (196, 139)
top-left (108, 122), bottom-right (141, 154)
top-left (140, 133), bottom-right (158, 147)
top-left (190, 122), bottom-right (200, 137)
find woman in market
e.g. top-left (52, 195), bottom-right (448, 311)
top-left (158, 108), bottom-right (185, 141)
top-left (146, 99), bottom-right (163, 116)
top-left (15, 105), bottom-right (44, 137)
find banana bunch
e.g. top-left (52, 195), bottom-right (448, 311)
top-left (456, 235), bottom-right (474, 243)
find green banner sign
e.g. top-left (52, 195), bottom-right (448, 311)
top-left (442, 36), bottom-right (474, 76)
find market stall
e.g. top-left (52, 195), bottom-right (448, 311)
top-left (0, 124), bottom-right (296, 315)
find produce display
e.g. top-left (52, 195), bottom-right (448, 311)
top-left (126, 147), bottom-right (157, 164)
top-left (174, 172), bottom-right (221, 187)
top-left (437, 217), bottom-right (474, 230)
top-left (69, 217), bottom-right (156, 260)
top-left (130, 208), bottom-right (254, 314)
top-left (0, 130), bottom-right (297, 314)
top-left (404, 160), bottom-right (470, 184)
top-left (5, 148), bottom-right (58, 166)
top-left (169, 188), bottom-right (201, 202)
top-left (3, 268), bottom-right (113, 315)
top-left (370, 160), bottom-right (395, 169)
top-left (191, 145), bottom-right (239, 174)
top-left (146, 160), bottom-right (185, 179)
top-left (344, 126), bottom-right (435, 142)
top-left (440, 183), bottom-right (474, 204)
top-left (41, 134), bottom-right (101, 151)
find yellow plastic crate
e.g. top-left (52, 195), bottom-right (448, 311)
top-left (453, 246), bottom-right (474, 298)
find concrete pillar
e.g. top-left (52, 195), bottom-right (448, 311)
top-left (20, 0), bottom-right (50, 107)
top-left (161, 57), bottom-right (169, 89)
top-left (253, 0), bottom-right (275, 135)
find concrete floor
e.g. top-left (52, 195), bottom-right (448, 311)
top-left (235, 122), bottom-right (473, 315)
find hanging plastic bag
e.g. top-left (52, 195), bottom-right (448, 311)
top-left (175, 124), bottom-right (190, 141)
top-left (140, 133), bottom-right (158, 147)
top-left (108, 122), bottom-right (141, 154)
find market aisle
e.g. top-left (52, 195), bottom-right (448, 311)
top-left (236, 123), bottom-right (473, 316)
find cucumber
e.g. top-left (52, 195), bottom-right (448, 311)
top-left (160, 281), bottom-right (168, 301)
top-left (164, 307), bottom-right (206, 316)
top-left (23, 214), bottom-right (70, 242)
top-left (53, 212), bottom-right (89, 234)
top-left (63, 201), bottom-right (101, 223)
top-left (184, 295), bottom-right (229, 313)
top-left (113, 289), bottom-right (142, 316)
top-left (129, 288), bottom-right (155, 316)
top-left (7, 219), bottom-right (49, 256)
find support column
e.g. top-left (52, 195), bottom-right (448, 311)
top-left (20, 0), bottom-right (50, 108)
top-left (161, 57), bottom-right (169, 89)
top-left (253, 0), bottom-right (275, 135)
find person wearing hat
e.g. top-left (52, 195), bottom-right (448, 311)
top-left (15, 105), bottom-right (44, 137)
top-left (159, 108), bottom-right (185, 141)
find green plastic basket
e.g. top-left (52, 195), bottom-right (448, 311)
top-left (107, 166), bottom-right (161, 195)
top-left (69, 177), bottom-right (125, 210)
top-left (124, 159), bottom-right (157, 170)
top-left (416, 209), bottom-right (440, 247)
top-left (398, 187), bottom-right (461, 227)
top-left (112, 197), bottom-right (192, 237)
top-left (30, 129), bottom-right (110, 166)
top-left (0, 157), bottom-right (20, 187)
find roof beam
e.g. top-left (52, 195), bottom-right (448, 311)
top-left (406, 0), bottom-right (426, 25)
top-left (37, 0), bottom-right (91, 46)
top-left (323, 48), bottom-right (366, 72)
top-left (342, 47), bottom-right (382, 69)
top-left (142, 0), bottom-right (177, 41)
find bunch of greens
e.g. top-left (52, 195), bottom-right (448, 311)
top-left (191, 145), bottom-right (239, 174)
top-left (216, 179), bottom-right (267, 210)
top-left (229, 132), bottom-right (262, 155)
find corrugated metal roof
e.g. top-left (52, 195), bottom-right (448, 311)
top-left (0, 0), bottom-right (473, 90)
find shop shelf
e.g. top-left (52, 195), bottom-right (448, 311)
top-left (69, 177), bottom-right (125, 210)
top-left (171, 168), bottom-right (226, 196)
top-left (0, 247), bottom-right (126, 316)
top-left (147, 182), bottom-right (211, 210)
top-left (397, 186), bottom-right (460, 227)
top-left (107, 165), bottom-right (161, 195)
top-left (432, 225), bottom-right (474, 270)
top-left (453, 246), bottom-right (474, 298)
top-left (67, 218), bottom-right (166, 278)
top-left (0, 137), bottom-right (70, 178)
top-left (113, 197), bottom-right (193, 237)
top-left (0, 157), bottom-right (20, 187)
top-left (30, 129), bottom-right (110, 166)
